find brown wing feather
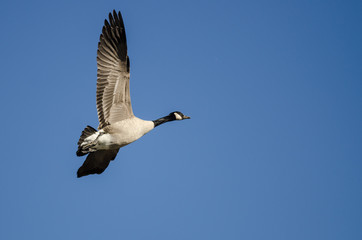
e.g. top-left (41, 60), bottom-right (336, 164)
top-left (96, 10), bottom-right (133, 130)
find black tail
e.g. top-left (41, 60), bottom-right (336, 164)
top-left (76, 125), bottom-right (97, 156)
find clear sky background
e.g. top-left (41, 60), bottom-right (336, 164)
top-left (0, 0), bottom-right (361, 239)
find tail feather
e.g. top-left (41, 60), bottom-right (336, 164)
top-left (76, 125), bottom-right (97, 156)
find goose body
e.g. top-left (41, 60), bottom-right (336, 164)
top-left (76, 11), bottom-right (189, 177)
top-left (82, 118), bottom-right (154, 150)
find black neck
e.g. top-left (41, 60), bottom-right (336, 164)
top-left (153, 115), bottom-right (175, 127)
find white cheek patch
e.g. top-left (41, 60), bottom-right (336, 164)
top-left (174, 112), bottom-right (182, 120)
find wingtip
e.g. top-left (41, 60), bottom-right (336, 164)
top-left (109, 10), bottom-right (123, 23)
top-left (77, 167), bottom-right (85, 178)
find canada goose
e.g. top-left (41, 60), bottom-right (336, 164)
top-left (76, 10), bottom-right (190, 178)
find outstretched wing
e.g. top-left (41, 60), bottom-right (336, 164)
top-left (96, 10), bottom-right (133, 129)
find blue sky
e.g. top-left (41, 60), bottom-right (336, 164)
top-left (0, 0), bottom-right (361, 239)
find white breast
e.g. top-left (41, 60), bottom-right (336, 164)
top-left (97, 117), bottom-right (154, 149)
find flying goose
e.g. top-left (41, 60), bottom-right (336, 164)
top-left (76, 10), bottom-right (190, 178)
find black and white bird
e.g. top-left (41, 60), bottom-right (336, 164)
top-left (76, 10), bottom-right (190, 178)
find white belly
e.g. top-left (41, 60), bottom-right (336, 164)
top-left (97, 117), bottom-right (154, 149)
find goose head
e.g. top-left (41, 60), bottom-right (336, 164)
top-left (171, 111), bottom-right (191, 120)
top-left (153, 111), bottom-right (190, 127)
